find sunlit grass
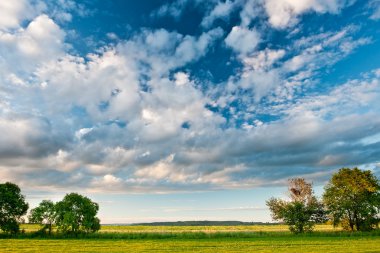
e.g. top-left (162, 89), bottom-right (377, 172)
top-left (6, 224), bottom-right (378, 252)
top-left (20, 223), bottom-right (341, 233)
top-left (1, 236), bottom-right (380, 253)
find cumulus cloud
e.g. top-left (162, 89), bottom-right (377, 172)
top-left (240, 69), bottom-right (281, 102)
top-left (235, 0), bottom-right (355, 29)
top-left (174, 72), bottom-right (190, 86)
top-left (0, 0), bottom-right (379, 196)
top-left (264, 0), bottom-right (355, 28)
top-left (0, 18), bottom-right (226, 193)
top-left (0, 116), bottom-right (55, 159)
top-left (0, 14), bottom-right (66, 76)
top-left (118, 27), bottom-right (223, 77)
top-left (225, 26), bottom-right (260, 55)
top-left (0, 0), bottom-right (45, 30)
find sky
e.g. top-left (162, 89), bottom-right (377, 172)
top-left (1, 0), bottom-right (380, 224)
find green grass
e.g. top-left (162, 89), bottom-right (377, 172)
top-left (1, 237), bottom-right (380, 252)
top-left (1, 225), bottom-right (379, 252)
top-left (19, 223), bottom-right (340, 233)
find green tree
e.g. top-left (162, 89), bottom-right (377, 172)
top-left (0, 182), bottom-right (29, 233)
top-left (266, 178), bottom-right (325, 234)
top-left (28, 200), bottom-right (56, 234)
top-left (323, 168), bottom-right (380, 231)
top-left (55, 193), bottom-right (100, 234)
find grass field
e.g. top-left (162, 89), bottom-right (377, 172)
top-left (19, 224), bottom-right (339, 233)
top-left (1, 225), bottom-right (379, 252)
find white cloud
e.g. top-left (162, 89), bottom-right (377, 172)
top-left (134, 154), bottom-right (181, 181)
top-left (212, 24), bottom-right (373, 149)
top-left (152, 0), bottom-right (189, 19)
top-left (240, 0), bottom-right (263, 27)
top-left (235, 0), bottom-right (354, 29)
top-left (243, 49), bottom-right (286, 71)
top-left (103, 174), bottom-right (122, 184)
top-left (0, 14), bottom-right (65, 75)
top-left (174, 28), bottom-right (224, 67)
top-left (339, 37), bottom-right (371, 53)
top-left (75, 128), bottom-right (93, 140)
top-left (223, 48), bottom-right (286, 103)
top-left (174, 72), bottom-right (190, 86)
top-left (3, 68), bottom-right (380, 192)
top-left (264, 0), bottom-right (354, 28)
top-left (0, 0), bottom-right (45, 30)
top-left (35, 50), bottom-right (140, 120)
top-left (284, 54), bottom-right (314, 72)
top-left (1, 0), bottom-right (379, 195)
top-left (20, 15), bottom-right (65, 57)
top-left (119, 27), bottom-right (223, 77)
top-left (369, 0), bottom-right (380, 20)
top-left (151, 0), bottom-right (208, 20)
top-left (0, 22), bottom-right (227, 192)
top-left (106, 32), bottom-right (118, 40)
top-left (375, 68), bottom-right (380, 77)
top-left (225, 26), bottom-right (260, 55)
top-left (0, 1), bottom-right (26, 29)
top-left (195, 164), bottom-right (247, 186)
top-left (240, 69), bottom-right (281, 102)
top-left (201, 0), bottom-right (237, 28)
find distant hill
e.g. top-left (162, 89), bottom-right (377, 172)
top-left (129, 221), bottom-right (276, 226)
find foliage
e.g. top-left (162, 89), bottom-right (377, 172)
top-left (267, 178), bottom-right (326, 234)
top-left (323, 167), bottom-right (380, 231)
top-left (28, 200), bottom-right (56, 234)
top-left (55, 193), bottom-right (100, 234)
top-left (0, 182), bottom-right (29, 234)
top-left (288, 178), bottom-right (313, 202)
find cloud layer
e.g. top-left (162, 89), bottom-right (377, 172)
top-left (1, 0), bottom-right (380, 195)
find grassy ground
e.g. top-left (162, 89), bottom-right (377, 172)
top-left (1, 225), bottom-right (378, 252)
top-left (2, 237), bottom-right (380, 252)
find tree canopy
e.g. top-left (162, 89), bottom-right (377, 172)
top-left (55, 193), bottom-right (100, 234)
top-left (29, 200), bottom-right (56, 234)
top-left (0, 182), bottom-right (29, 233)
top-left (323, 167), bottom-right (380, 231)
top-left (267, 178), bottom-right (325, 233)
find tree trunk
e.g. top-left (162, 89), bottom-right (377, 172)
top-left (348, 210), bottom-right (354, 231)
top-left (354, 212), bottom-right (360, 231)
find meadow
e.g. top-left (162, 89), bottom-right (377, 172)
top-left (20, 223), bottom-right (294, 233)
top-left (1, 224), bottom-right (380, 252)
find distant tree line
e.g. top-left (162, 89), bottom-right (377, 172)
top-left (0, 184), bottom-right (100, 234)
top-left (267, 167), bottom-right (380, 233)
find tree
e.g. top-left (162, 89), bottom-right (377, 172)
top-left (266, 178), bottom-right (325, 234)
top-left (29, 200), bottom-right (56, 234)
top-left (323, 168), bottom-right (380, 231)
top-left (0, 182), bottom-right (29, 233)
top-left (55, 193), bottom-right (100, 234)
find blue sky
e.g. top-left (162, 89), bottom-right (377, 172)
top-left (1, 0), bottom-right (380, 223)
